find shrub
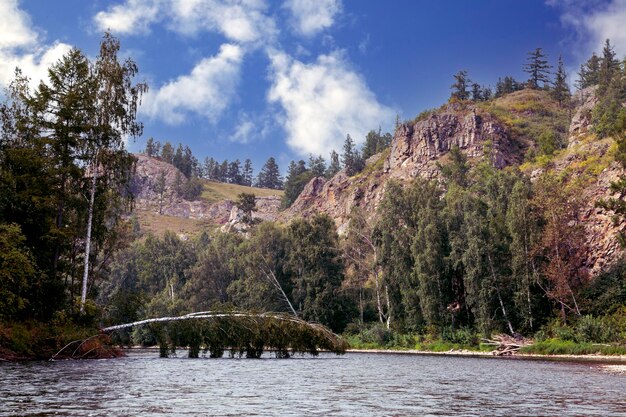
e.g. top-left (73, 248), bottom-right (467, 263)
top-left (575, 315), bottom-right (614, 343)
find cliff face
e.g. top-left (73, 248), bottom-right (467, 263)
top-left (283, 102), bottom-right (518, 233)
top-left (385, 105), bottom-right (517, 180)
top-left (131, 154), bottom-right (281, 226)
top-left (284, 89), bottom-right (625, 275)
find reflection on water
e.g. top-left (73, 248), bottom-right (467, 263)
top-left (1, 351), bottom-right (625, 416)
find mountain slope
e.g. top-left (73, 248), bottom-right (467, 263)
top-left (283, 89), bottom-right (624, 275)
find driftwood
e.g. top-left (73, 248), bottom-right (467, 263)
top-left (481, 334), bottom-right (533, 356)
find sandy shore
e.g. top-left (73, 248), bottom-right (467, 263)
top-left (347, 348), bottom-right (626, 363)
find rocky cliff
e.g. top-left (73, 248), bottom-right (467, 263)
top-left (283, 89), bottom-right (625, 275)
top-left (282, 100), bottom-right (521, 233)
top-left (131, 154), bottom-right (281, 227)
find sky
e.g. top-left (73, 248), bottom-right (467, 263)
top-left (1, 0), bottom-right (626, 174)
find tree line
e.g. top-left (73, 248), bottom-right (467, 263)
top-left (282, 129), bottom-right (392, 208)
top-left (450, 46), bottom-right (571, 106)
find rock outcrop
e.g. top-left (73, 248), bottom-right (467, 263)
top-left (284, 91), bottom-right (625, 276)
top-left (385, 105), bottom-right (516, 180)
top-left (283, 103), bottom-right (517, 232)
top-left (132, 154), bottom-right (281, 225)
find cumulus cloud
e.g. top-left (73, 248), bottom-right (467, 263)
top-left (0, 0), bottom-right (72, 88)
top-left (93, 0), bottom-right (276, 44)
top-left (548, 0), bottom-right (626, 57)
top-left (141, 43), bottom-right (243, 124)
top-left (267, 49), bottom-right (393, 157)
top-left (283, 0), bottom-right (341, 37)
top-left (229, 111), bottom-right (272, 143)
top-left (93, 0), bottom-right (161, 35)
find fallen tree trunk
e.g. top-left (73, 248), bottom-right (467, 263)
top-left (481, 334), bottom-right (533, 356)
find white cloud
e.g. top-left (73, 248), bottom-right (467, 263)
top-left (0, 0), bottom-right (37, 48)
top-left (229, 111), bottom-right (272, 143)
top-left (93, 0), bottom-right (277, 44)
top-left (283, 0), bottom-right (341, 37)
top-left (0, 0), bottom-right (72, 89)
top-left (93, 0), bottom-right (161, 35)
top-left (267, 49), bottom-right (393, 157)
top-left (141, 43), bottom-right (243, 124)
top-left (0, 43), bottom-right (72, 88)
top-left (548, 0), bottom-right (626, 57)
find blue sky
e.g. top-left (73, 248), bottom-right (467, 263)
top-left (1, 0), bottom-right (626, 174)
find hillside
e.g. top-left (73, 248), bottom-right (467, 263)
top-left (131, 154), bottom-right (282, 235)
top-left (283, 89), bottom-right (625, 275)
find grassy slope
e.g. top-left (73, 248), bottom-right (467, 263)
top-left (136, 180), bottom-right (283, 236)
top-left (200, 179), bottom-right (283, 204)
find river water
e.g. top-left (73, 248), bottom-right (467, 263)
top-left (1, 351), bottom-right (625, 416)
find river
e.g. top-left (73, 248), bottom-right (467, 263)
top-left (1, 351), bottom-right (625, 416)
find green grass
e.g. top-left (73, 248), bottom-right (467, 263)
top-left (200, 180), bottom-right (283, 204)
top-left (136, 211), bottom-right (215, 236)
top-left (521, 339), bottom-right (626, 356)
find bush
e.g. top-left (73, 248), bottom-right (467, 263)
top-left (441, 327), bottom-right (479, 345)
top-left (575, 315), bottom-right (614, 343)
top-left (177, 176), bottom-right (203, 200)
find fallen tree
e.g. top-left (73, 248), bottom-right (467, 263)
top-left (481, 334), bottom-right (533, 356)
top-left (99, 311), bottom-right (348, 359)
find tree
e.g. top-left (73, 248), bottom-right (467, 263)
top-left (577, 53), bottom-right (600, 89)
top-left (145, 137), bottom-right (156, 157)
top-left (551, 55), bottom-right (570, 106)
top-left (256, 157), bottom-right (283, 189)
top-left (362, 129), bottom-right (392, 160)
top-left (153, 169), bottom-right (167, 214)
top-left (495, 76), bottom-right (521, 97)
top-left (242, 158), bottom-right (253, 186)
top-left (342, 134), bottom-right (365, 176)
top-left (282, 160), bottom-right (310, 208)
top-left (308, 154), bottom-right (326, 177)
top-left (287, 214), bottom-right (354, 331)
top-left (227, 159), bottom-right (243, 184)
top-left (523, 48), bottom-right (552, 89)
top-left (161, 142), bottom-right (174, 163)
top-left (0, 223), bottom-right (42, 320)
top-left (532, 174), bottom-right (588, 322)
top-left (450, 70), bottom-right (470, 100)
top-left (326, 150), bottom-right (341, 178)
top-left (599, 38), bottom-right (620, 91)
top-left (236, 192), bottom-right (257, 226)
top-left (79, 32), bottom-right (147, 313)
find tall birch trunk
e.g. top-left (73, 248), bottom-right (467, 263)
top-left (80, 160), bottom-right (97, 314)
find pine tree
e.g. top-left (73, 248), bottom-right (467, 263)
top-left (308, 154), bottom-right (326, 177)
top-left (599, 39), bottom-right (620, 91)
top-left (161, 142), bottom-right (174, 163)
top-left (577, 53), bottom-right (600, 89)
top-left (257, 157), bottom-right (283, 189)
top-left (450, 70), bottom-right (470, 100)
top-left (551, 55), bottom-right (571, 107)
top-left (524, 48), bottom-right (552, 89)
top-left (242, 158), bottom-right (253, 186)
top-left (145, 137), bottom-right (155, 157)
top-left (227, 159), bottom-right (243, 184)
top-left (282, 160), bottom-right (309, 208)
top-left (342, 134), bottom-right (364, 176)
top-left (326, 150), bottom-right (341, 178)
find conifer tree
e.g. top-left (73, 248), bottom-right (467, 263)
top-left (524, 48), bottom-right (552, 89)
top-left (576, 53), bottom-right (600, 89)
top-left (551, 55), bottom-right (571, 106)
top-left (326, 150), bottom-right (341, 178)
top-left (243, 158), bottom-right (253, 186)
top-left (257, 157), bottom-right (283, 189)
top-left (450, 70), bottom-right (470, 100)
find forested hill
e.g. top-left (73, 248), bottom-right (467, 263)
top-left (283, 87), bottom-right (623, 276)
top-left (2, 35), bottom-right (626, 359)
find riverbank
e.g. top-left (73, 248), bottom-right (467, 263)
top-left (347, 348), bottom-right (626, 363)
